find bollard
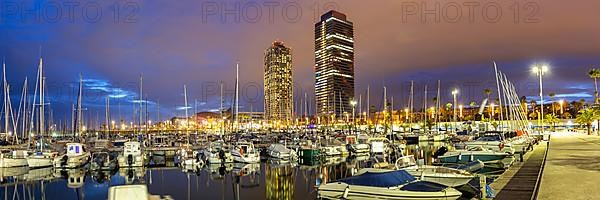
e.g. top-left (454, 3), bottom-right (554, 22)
top-left (520, 151), bottom-right (524, 162)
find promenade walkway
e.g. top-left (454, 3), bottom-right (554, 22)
top-left (538, 132), bottom-right (600, 200)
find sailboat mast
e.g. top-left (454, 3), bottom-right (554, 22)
top-left (220, 82), bottom-right (223, 135)
top-left (493, 62), bottom-right (504, 130)
top-left (409, 81), bottom-right (414, 125)
top-left (139, 75), bottom-right (143, 134)
top-left (3, 59), bottom-right (8, 140)
top-left (183, 84), bottom-right (189, 145)
top-left (234, 63), bottom-right (239, 131)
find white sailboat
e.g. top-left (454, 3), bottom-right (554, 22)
top-left (54, 77), bottom-right (90, 169)
top-left (28, 57), bottom-right (56, 169)
top-left (0, 59), bottom-right (28, 168)
top-left (176, 85), bottom-right (203, 170)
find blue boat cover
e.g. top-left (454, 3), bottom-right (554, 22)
top-left (339, 170), bottom-right (416, 187)
top-left (400, 181), bottom-right (448, 192)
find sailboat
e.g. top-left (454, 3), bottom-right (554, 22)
top-left (0, 59), bottom-right (28, 168)
top-left (54, 75), bottom-right (90, 169)
top-left (176, 85), bottom-right (203, 170)
top-left (27, 57), bottom-right (57, 169)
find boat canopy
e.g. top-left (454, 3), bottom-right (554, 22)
top-left (400, 181), bottom-right (448, 192)
top-left (339, 170), bottom-right (415, 188)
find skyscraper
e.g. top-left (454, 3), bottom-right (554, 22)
top-left (315, 10), bottom-right (355, 118)
top-left (264, 41), bottom-right (294, 122)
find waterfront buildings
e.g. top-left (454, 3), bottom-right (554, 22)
top-left (264, 41), bottom-right (294, 122)
top-left (315, 10), bottom-right (355, 118)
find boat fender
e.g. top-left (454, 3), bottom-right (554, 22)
top-left (342, 185), bottom-right (350, 199)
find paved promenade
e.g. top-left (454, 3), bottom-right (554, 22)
top-left (538, 132), bottom-right (600, 200)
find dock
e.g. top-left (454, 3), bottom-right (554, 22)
top-left (537, 133), bottom-right (600, 200)
top-left (490, 137), bottom-right (548, 200)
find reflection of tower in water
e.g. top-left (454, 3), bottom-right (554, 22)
top-left (266, 165), bottom-right (294, 200)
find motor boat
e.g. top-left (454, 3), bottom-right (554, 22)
top-left (230, 141), bottom-right (260, 163)
top-left (91, 152), bottom-right (117, 171)
top-left (0, 149), bottom-right (29, 168)
top-left (54, 143), bottom-right (91, 169)
top-left (27, 151), bottom-right (57, 169)
top-left (201, 141), bottom-right (234, 164)
top-left (318, 170), bottom-right (462, 200)
top-left (118, 141), bottom-right (145, 167)
top-left (434, 146), bottom-right (512, 165)
top-left (394, 155), bottom-right (475, 187)
top-left (266, 143), bottom-right (297, 160)
top-left (463, 131), bottom-right (515, 154)
top-left (176, 146), bottom-right (204, 171)
top-left (345, 136), bottom-right (370, 155)
top-left (108, 185), bottom-right (173, 200)
top-left (367, 137), bottom-right (390, 155)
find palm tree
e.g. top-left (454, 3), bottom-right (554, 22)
top-left (575, 108), bottom-right (598, 135)
top-left (549, 93), bottom-right (556, 115)
top-left (483, 88), bottom-right (492, 100)
top-left (588, 68), bottom-right (600, 104)
top-left (544, 114), bottom-right (559, 131)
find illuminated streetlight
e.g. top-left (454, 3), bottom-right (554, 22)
top-left (452, 89), bottom-right (459, 132)
top-left (459, 104), bottom-right (463, 118)
top-left (532, 64), bottom-right (549, 133)
top-left (350, 100), bottom-right (357, 133)
top-left (559, 99), bottom-right (564, 116)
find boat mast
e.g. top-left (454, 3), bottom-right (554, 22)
top-left (139, 75), bottom-right (143, 135)
top-left (424, 84), bottom-right (427, 133)
top-left (220, 82), bottom-right (224, 136)
top-left (183, 84), bottom-right (189, 145)
top-left (234, 63), bottom-right (239, 132)
top-left (76, 74), bottom-right (82, 139)
top-left (493, 62), bottom-right (504, 131)
top-left (3, 59), bottom-right (8, 141)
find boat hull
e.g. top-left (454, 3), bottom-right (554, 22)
top-left (27, 156), bottom-right (54, 169)
top-left (0, 157), bottom-right (29, 168)
top-left (318, 182), bottom-right (462, 200)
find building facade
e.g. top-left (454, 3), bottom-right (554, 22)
top-left (264, 41), bottom-right (294, 121)
top-left (315, 10), bottom-right (355, 118)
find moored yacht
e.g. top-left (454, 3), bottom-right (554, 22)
top-left (0, 149), bottom-right (29, 168)
top-left (230, 141), bottom-right (260, 163)
top-left (117, 141), bottom-right (145, 167)
top-left (54, 143), bottom-right (90, 169)
top-left (27, 151), bottom-right (57, 169)
top-left (266, 143), bottom-right (297, 160)
top-left (201, 140), bottom-right (234, 164)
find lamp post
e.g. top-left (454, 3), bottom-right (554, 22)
top-left (559, 99), bottom-right (564, 117)
top-left (532, 64), bottom-right (548, 133)
top-left (351, 100), bottom-right (357, 133)
top-left (452, 89), bottom-right (459, 132)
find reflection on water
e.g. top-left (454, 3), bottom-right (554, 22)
top-left (0, 142), bottom-right (470, 200)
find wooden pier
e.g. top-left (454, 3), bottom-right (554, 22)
top-left (490, 140), bottom-right (548, 200)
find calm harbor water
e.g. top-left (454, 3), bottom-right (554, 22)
top-left (1, 142), bottom-right (493, 200)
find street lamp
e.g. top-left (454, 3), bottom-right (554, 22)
top-left (559, 99), bottom-right (564, 116)
top-left (532, 64), bottom-right (548, 133)
top-left (451, 89), bottom-right (459, 133)
top-left (459, 104), bottom-right (463, 118)
top-left (350, 100), bottom-right (357, 133)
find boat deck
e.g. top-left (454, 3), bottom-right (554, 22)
top-left (490, 139), bottom-right (548, 200)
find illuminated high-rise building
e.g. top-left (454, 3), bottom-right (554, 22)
top-left (315, 10), bottom-right (354, 117)
top-left (264, 41), bottom-right (293, 121)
